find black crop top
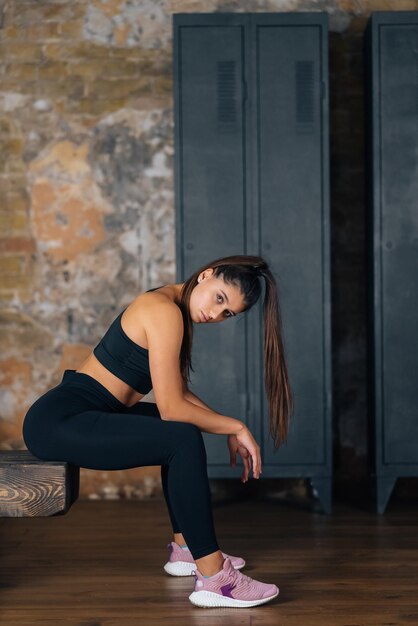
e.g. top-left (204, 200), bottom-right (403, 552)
top-left (93, 287), bottom-right (162, 394)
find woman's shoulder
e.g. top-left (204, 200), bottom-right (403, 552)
top-left (121, 285), bottom-right (182, 345)
top-left (141, 284), bottom-right (178, 305)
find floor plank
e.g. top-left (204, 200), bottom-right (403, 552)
top-left (1, 498), bottom-right (418, 625)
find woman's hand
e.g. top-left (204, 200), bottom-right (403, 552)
top-left (227, 427), bottom-right (262, 482)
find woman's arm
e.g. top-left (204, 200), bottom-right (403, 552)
top-left (145, 301), bottom-right (244, 436)
top-left (165, 397), bottom-right (244, 436)
top-left (184, 384), bottom-right (254, 482)
top-left (141, 296), bottom-right (261, 477)
top-left (183, 385), bottom-right (213, 411)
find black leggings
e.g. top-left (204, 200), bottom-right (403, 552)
top-left (22, 369), bottom-right (220, 560)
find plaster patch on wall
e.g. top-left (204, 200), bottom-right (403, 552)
top-left (28, 140), bottom-right (113, 263)
top-left (88, 107), bottom-right (174, 291)
top-left (0, 92), bottom-right (30, 113)
top-left (84, 0), bottom-right (170, 48)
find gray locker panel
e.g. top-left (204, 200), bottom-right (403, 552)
top-left (379, 24), bottom-right (418, 464)
top-left (175, 24), bottom-right (248, 463)
top-left (178, 25), bottom-right (246, 259)
top-left (257, 25), bottom-right (327, 465)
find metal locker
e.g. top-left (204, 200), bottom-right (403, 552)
top-left (366, 11), bottom-right (418, 514)
top-left (174, 13), bottom-right (332, 512)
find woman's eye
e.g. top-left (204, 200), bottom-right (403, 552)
top-left (218, 294), bottom-right (232, 318)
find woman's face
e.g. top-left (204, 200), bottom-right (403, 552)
top-left (189, 268), bottom-right (247, 323)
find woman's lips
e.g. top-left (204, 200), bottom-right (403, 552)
top-left (200, 311), bottom-right (208, 322)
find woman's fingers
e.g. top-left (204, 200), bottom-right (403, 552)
top-left (241, 456), bottom-right (250, 482)
top-left (235, 425), bottom-right (262, 480)
top-left (236, 444), bottom-right (259, 482)
top-left (227, 435), bottom-right (237, 467)
top-left (244, 455), bottom-right (251, 482)
top-left (251, 447), bottom-right (261, 479)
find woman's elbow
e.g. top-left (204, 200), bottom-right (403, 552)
top-left (156, 399), bottom-right (183, 421)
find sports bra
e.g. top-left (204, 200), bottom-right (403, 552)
top-left (92, 286), bottom-right (163, 395)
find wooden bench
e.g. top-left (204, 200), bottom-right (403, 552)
top-left (0, 450), bottom-right (79, 517)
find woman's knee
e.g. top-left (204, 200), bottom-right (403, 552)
top-left (170, 421), bottom-right (206, 453)
top-left (171, 421), bottom-right (202, 439)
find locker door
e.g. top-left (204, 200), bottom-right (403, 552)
top-left (379, 23), bottom-right (418, 465)
top-left (366, 12), bottom-right (418, 513)
top-left (174, 18), bottom-right (250, 465)
top-left (255, 19), bottom-right (331, 469)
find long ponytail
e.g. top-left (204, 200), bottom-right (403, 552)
top-left (260, 264), bottom-right (294, 448)
top-left (177, 254), bottom-right (294, 449)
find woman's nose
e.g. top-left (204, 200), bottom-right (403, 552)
top-left (209, 308), bottom-right (221, 322)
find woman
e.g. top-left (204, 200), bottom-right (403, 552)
top-left (22, 254), bottom-right (293, 608)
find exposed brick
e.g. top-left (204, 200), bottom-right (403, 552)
top-left (83, 77), bottom-right (148, 99)
top-left (68, 58), bottom-right (140, 79)
top-left (58, 21), bottom-right (83, 40)
top-left (34, 3), bottom-right (79, 22)
top-left (3, 157), bottom-right (25, 175)
top-left (0, 79), bottom-right (39, 96)
top-left (0, 43), bottom-right (44, 62)
top-left (4, 63), bottom-right (39, 80)
top-left (0, 209), bottom-right (29, 236)
top-left (0, 237), bottom-right (36, 254)
top-left (153, 76), bottom-right (173, 95)
top-left (8, 188), bottom-right (30, 214)
top-left (65, 97), bottom-right (129, 116)
top-left (25, 22), bottom-right (61, 41)
top-left (34, 78), bottom-right (85, 100)
top-left (0, 256), bottom-right (24, 274)
top-left (42, 42), bottom-right (109, 61)
top-left (0, 270), bottom-right (34, 291)
top-left (2, 25), bottom-right (21, 40)
top-left (0, 138), bottom-right (24, 157)
top-left (38, 60), bottom-right (69, 80)
top-left (0, 291), bottom-right (16, 303)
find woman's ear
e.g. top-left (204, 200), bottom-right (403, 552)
top-left (200, 268), bottom-right (214, 282)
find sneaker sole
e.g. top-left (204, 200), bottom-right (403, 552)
top-left (164, 560), bottom-right (245, 577)
top-left (188, 588), bottom-right (279, 608)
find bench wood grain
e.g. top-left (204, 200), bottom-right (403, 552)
top-left (0, 450), bottom-right (79, 517)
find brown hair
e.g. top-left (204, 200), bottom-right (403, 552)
top-left (177, 254), bottom-right (294, 449)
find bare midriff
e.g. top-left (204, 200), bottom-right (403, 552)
top-left (76, 352), bottom-right (146, 408)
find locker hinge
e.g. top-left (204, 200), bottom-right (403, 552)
top-left (321, 81), bottom-right (327, 100)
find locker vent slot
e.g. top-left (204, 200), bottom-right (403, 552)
top-left (295, 61), bottom-right (314, 133)
top-left (217, 60), bottom-right (237, 130)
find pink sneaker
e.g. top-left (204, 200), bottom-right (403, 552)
top-left (163, 542), bottom-right (245, 577)
top-left (189, 556), bottom-right (279, 608)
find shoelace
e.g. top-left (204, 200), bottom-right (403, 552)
top-left (228, 566), bottom-right (255, 589)
top-left (191, 564), bottom-right (254, 589)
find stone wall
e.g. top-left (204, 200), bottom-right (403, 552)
top-left (0, 0), bottom-right (416, 501)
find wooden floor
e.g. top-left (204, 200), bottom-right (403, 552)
top-left (1, 496), bottom-right (418, 626)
